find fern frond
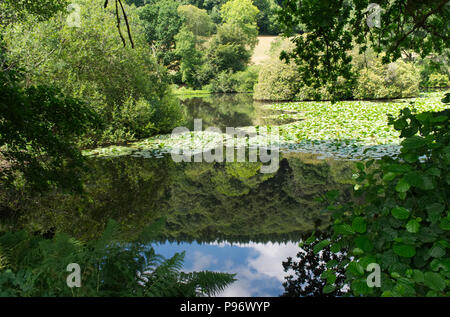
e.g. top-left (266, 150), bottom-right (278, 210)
top-left (181, 271), bottom-right (237, 297)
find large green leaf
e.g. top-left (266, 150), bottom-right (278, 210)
top-left (393, 243), bottom-right (416, 258)
top-left (405, 219), bottom-right (420, 233)
top-left (401, 136), bottom-right (426, 150)
top-left (423, 272), bottom-right (446, 292)
top-left (391, 207), bottom-right (410, 220)
top-left (352, 217), bottom-right (367, 233)
top-left (395, 179), bottom-right (410, 193)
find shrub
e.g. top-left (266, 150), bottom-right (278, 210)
top-left (385, 60), bottom-right (420, 98)
top-left (232, 65), bottom-right (260, 92)
top-left (207, 70), bottom-right (238, 93)
top-left (353, 58), bottom-right (420, 99)
top-left (255, 42), bottom-right (421, 101)
top-left (253, 57), bottom-right (301, 100)
top-left (207, 66), bottom-right (260, 93)
top-left (428, 73), bottom-right (450, 88)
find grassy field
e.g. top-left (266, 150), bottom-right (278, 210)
top-left (251, 36), bottom-right (278, 65)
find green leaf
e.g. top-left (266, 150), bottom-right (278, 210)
top-left (403, 153), bottom-right (418, 163)
top-left (405, 219), bottom-right (420, 233)
top-left (330, 242), bottom-right (341, 253)
top-left (352, 217), bottom-right (367, 233)
top-left (430, 259), bottom-right (450, 272)
top-left (326, 260), bottom-right (338, 269)
top-left (401, 136), bottom-right (426, 150)
top-left (395, 178), bottom-right (410, 193)
top-left (429, 246), bottom-right (445, 258)
top-left (355, 235), bottom-right (374, 252)
top-left (323, 284), bottom-right (336, 294)
top-left (313, 240), bottom-right (331, 254)
top-left (348, 262), bottom-right (364, 276)
top-left (391, 207), bottom-right (410, 220)
top-left (304, 231), bottom-right (316, 244)
top-left (426, 203), bottom-right (444, 223)
top-left (412, 270), bottom-right (424, 283)
top-left (393, 243), bottom-right (416, 258)
top-left (423, 272), bottom-right (446, 291)
top-left (351, 278), bottom-right (371, 295)
top-left (439, 218), bottom-right (450, 231)
top-left (383, 172), bottom-right (397, 182)
top-left (334, 223), bottom-right (355, 235)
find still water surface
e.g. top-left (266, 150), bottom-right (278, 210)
top-left (17, 94), bottom-right (356, 296)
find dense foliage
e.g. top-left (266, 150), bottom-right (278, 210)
top-left (0, 70), bottom-right (98, 192)
top-left (309, 104), bottom-right (449, 296)
top-left (254, 39), bottom-right (423, 101)
top-left (278, 0), bottom-right (450, 100)
top-left (2, 0), bottom-right (184, 145)
top-left (281, 234), bottom-right (347, 296)
top-left (0, 219), bottom-right (236, 296)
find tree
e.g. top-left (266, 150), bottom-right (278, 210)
top-left (3, 0), bottom-right (183, 141)
top-left (220, 0), bottom-right (260, 49)
top-left (137, 0), bottom-right (184, 67)
top-left (207, 24), bottom-right (252, 73)
top-left (0, 0), bottom-right (98, 192)
top-left (175, 27), bottom-right (205, 88)
top-left (278, 0), bottom-right (450, 99)
top-left (282, 234), bottom-right (347, 297)
top-left (177, 4), bottom-right (215, 37)
top-left (253, 0), bottom-right (281, 35)
top-left (0, 70), bottom-right (98, 192)
top-left (0, 0), bottom-right (68, 24)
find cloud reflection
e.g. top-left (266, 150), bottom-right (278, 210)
top-left (153, 241), bottom-right (300, 297)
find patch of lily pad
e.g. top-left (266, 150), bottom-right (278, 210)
top-left (83, 93), bottom-right (448, 160)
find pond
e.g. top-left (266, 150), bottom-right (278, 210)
top-left (1, 95), bottom-right (370, 297)
top-left (8, 93), bottom-right (360, 296)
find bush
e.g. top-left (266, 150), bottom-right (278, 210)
top-left (385, 60), bottom-right (421, 98)
top-left (353, 51), bottom-right (420, 99)
top-left (255, 39), bottom-right (353, 101)
top-left (255, 42), bottom-right (421, 101)
top-left (207, 70), bottom-right (238, 93)
top-left (428, 73), bottom-right (450, 88)
top-left (253, 57), bottom-right (301, 100)
top-left (207, 66), bottom-right (260, 93)
top-left (232, 65), bottom-right (260, 92)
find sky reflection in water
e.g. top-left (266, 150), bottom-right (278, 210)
top-left (153, 241), bottom-right (300, 297)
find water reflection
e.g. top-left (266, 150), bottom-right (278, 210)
top-left (13, 152), bottom-right (355, 243)
top-left (153, 241), bottom-right (300, 297)
top-left (179, 94), bottom-right (295, 131)
top-left (6, 146), bottom-right (357, 296)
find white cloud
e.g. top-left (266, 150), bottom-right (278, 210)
top-left (187, 251), bottom-right (219, 272)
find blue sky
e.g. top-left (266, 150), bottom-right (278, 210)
top-left (153, 241), bottom-right (300, 297)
